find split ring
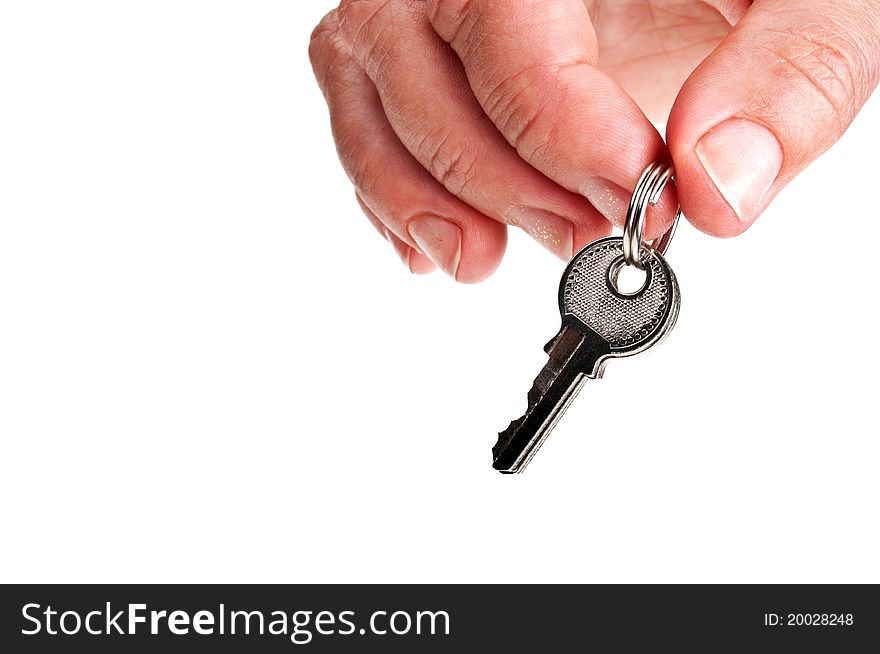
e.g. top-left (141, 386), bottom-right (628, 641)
top-left (622, 162), bottom-right (682, 269)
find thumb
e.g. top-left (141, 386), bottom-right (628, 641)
top-left (667, 0), bottom-right (880, 236)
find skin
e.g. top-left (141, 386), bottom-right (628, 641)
top-left (310, 0), bottom-right (880, 282)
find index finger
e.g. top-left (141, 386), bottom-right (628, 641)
top-left (426, 0), bottom-right (678, 235)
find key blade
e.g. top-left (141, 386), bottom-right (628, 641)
top-left (493, 324), bottom-right (610, 474)
top-left (494, 373), bottom-right (587, 474)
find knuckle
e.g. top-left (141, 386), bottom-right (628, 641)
top-left (484, 65), bottom-right (549, 145)
top-left (337, 0), bottom-right (393, 55)
top-left (483, 63), bottom-right (577, 166)
top-left (416, 128), bottom-right (479, 197)
top-left (768, 19), bottom-right (873, 129)
top-left (308, 10), bottom-right (344, 82)
top-left (309, 9), bottom-right (341, 50)
top-left (346, 144), bottom-right (384, 198)
top-left (426, 0), bottom-right (477, 42)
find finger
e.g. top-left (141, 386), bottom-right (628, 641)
top-left (667, 0), bottom-right (880, 236)
top-left (425, 0), bottom-right (678, 237)
top-left (310, 10), bottom-right (506, 282)
top-left (337, 0), bottom-right (613, 254)
top-left (355, 193), bottom-right (437, 275)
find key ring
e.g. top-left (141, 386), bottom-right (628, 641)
top-left (622, 161), bottom-right (682, 269)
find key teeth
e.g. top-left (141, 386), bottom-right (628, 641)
top-left (493, 371), bottom-right (546, 467)
top-left (492, 419), bottom-right (521, 461)
top-left (493, 328), bottom-right (572, 473)
top-left (493, 430), bottom-right (522, 474)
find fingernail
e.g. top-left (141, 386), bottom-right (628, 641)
top-left (507, 207), bottom-right (573, 259)
top-left (696, 118), bottom-right (783, 223)
top-left (580, 178), bottom-right (629, 228)
top-left (407, 215), bottom-right (461, 280)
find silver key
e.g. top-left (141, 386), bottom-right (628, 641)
top-left (493, 236), bottom-right (680, 473)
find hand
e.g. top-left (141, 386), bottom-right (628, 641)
top-left (309, 0), bottom-right (879, 282)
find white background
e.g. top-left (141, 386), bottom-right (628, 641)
top-left (1, 2), bottom-right (878, 583)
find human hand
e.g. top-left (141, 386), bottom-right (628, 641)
top-left (309, 0), bottom-right (879, 282)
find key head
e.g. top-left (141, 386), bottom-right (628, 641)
top-left (559, 236), bottom-right (680, 366)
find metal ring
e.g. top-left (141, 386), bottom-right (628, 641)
top-left (622, 162), bottom-right (682, 269)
